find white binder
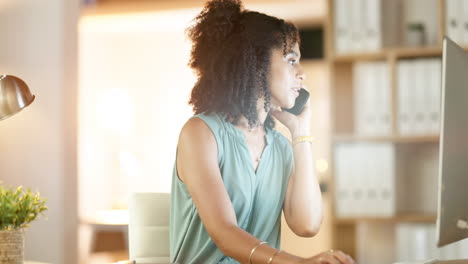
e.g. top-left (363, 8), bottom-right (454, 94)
top-left (363, 143), bottom-right (377, 215)
top-left (365, 64), bottom-right (378, 135)
top-left (396, 223), bottom-right (411, 261)
top-left (463, 0), bottom-right (468, 46)
top-left (412, 60), bottom-right (427, 134)
top-left (351, 143), bottom-right (365, 216)
top-left (354, 62), bottom-right (366, 135)
top-left (446, 0), bottom-right (463, 45)
top-left (354, 62), bottom-right (380, 136)
top-left (365, 144), bottom-right (377, 214)
top-left (367, 143), bottom-right (379, 216)
top-left (397, 224), bottom-right (435, 261)
top-left (420, 59), bottom-right (433, 134)
top-left (334, 143), bottom-right (353, 217)
top-left (350, 0), bottom-right (365, 52)
top-left (377, 143), bottom-right (395, 216)
top-left (363, 0), bottom-right (381, 51)
top-left (397, 61), bottom-right (413, 135)
top-left (428, 58), bottom-right (442, 134)
top-left (335, 143), bottom-right (374, 217)
top-left (413, 224), bottom-right (430, 261)
top-left (457, 238), bottom-right (468, 258)
top-left (334, 0), bottom-right (351, 55)
top-left (373, 64), bottom-right (384, 135)
top-left (335, 0), bottom-right (401, 54)
top-left (378, 62), bottom-right (392, 135)
top-left (426, 224), bottom-right (440, 260)
top-left (336, 143), bottom-right (397, 217)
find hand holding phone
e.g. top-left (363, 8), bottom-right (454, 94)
top-left (281, 88), bottom-right (310, 115)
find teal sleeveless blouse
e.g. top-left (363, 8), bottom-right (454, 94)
top-left (170, 112), bottom-right (294, 264)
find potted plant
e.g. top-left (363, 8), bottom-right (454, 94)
top-left (406, 22), bottom-right (427, 47)
top-left (0, 184), bottom-right (47, 264)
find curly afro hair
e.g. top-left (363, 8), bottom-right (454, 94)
top-left (186, 0), bottom-right (301, 129)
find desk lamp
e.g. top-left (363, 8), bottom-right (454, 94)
top-left (0, 74), bottom-right (35, 121)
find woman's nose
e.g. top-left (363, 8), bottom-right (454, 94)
top-left (297, 67), bottom-right (306, 81)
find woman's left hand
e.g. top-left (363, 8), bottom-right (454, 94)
top-left (271, 94), bottom-right (312, 138)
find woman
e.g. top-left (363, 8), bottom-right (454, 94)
top-left (170, 0), bottom-right (355, 263)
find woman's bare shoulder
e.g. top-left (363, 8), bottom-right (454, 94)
top-left (177, 117), bottom-right (219, 182)
top-left (179, 117), bottom-right (215, 144)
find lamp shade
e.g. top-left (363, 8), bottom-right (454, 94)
top-left (0, 75), bottom-right (35, 121)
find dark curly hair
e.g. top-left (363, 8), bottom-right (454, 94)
top-left (186, 0), bottom-right (301, 129)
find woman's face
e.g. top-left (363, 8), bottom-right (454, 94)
top-left (268, 41), bottom-right (306, 109)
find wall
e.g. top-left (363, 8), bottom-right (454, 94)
top-left (0, 0), bottom-right (79, 263)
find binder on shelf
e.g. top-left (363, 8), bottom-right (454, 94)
top-left (349, 0), bottom-right (364, 52)
top-left (412, 59), bottom-right (427, 134)
top-left (352, 144), bottom-right (366, 216)
top-left (445, 0), bottom-right (463, 45)
top-left (335, 143), bottom-right (360, 217)
top-left (463, 0), bottom-right (468, 46)
top-left (457, 238), bottom-right (468, 258)
top-left (377, 62), bottom-right (392, 135)
top-left (397, 61), bottom-right (413, 135)
top-left (413, 224), bottom-right (430, 260)
top-left (334, 143), bottom-right (353, 217)
top-left (396, 224), bottom-right (436, 261)
top-left (420, 60), bottom-right (433, 133)
top-left (356, 222), bottom-right (396, 264)
top-left (361, 144), bottom-right (375, 214)
top-left (334, 0), bottom-right (401, 55)
top-left (334, 143), bottom-right (396, 218)
top-left (428, 58), bottom-right (442, 134)
top-left (375, 143), bottom-right (395, 217)
top-left (354, 62), bottom-right (391, 136)
top-left (354, 63), bottom-right (366, 135)
top-left (426, 224), bottom-right (440, 260)
top-left (363, 0), bottom-right (381, 51)
top-left (440, 241), bottom-right (458, 260)
top-left (363, 64), bottom-right (378, 135)
top-left (396, 224), bottom-right (411, 261)
top-left (334, 0), bottom-right (351, 55)
top-left (336, 143), bottom-right (368, 217)
top-left (398, 59), bottom-right (441, 136)
top-left (396, 223), bottom-right (468, 261)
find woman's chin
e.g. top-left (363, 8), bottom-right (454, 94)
top-left (283, 100), bottom-right (295, 109)
top-left (270, 99), bottom-right (295, 110)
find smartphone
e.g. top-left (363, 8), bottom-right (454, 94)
top-left (282, 88), bottom-right (310, 115)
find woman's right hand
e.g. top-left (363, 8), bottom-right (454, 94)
top-left (298, 249), bottom-right (356, 264)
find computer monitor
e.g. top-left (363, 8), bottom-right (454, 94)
top-left (436, 36), bottom-right (468, 248)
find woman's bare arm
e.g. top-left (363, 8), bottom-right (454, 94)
top-left (282, 137), bottom-right (323, 237)
top-left (176, 117), bottom-right (303, 263)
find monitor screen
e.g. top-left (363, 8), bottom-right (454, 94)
top-left (436, 36), bottom-right (468, 247)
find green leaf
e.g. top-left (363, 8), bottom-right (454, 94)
top-left (0, 183), bottom-right (48, 230)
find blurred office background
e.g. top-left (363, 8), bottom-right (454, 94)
top-left (1, 0), bottom-right (468, 263)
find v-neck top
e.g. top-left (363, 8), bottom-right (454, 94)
top-left (170, 112), bottom-right (294, 264)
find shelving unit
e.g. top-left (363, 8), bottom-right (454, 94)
top-left (325, 0), bottom-right (468, 262)
top-left (333, 46), bottom-right (444, 62)
top-left (333, 134), bottom-right (440, 143)
top-left (336, 213), bottom-right (437, 225)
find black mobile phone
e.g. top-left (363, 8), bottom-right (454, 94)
top-left (282, 88), bottom-right (310, 115)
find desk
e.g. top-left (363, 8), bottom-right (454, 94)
top-left (436, 261), bottom-right (468, 264)
top-left (395, 260), bottom-right (468, 264)
top-left (80, 214), bottom-right (129, 263)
